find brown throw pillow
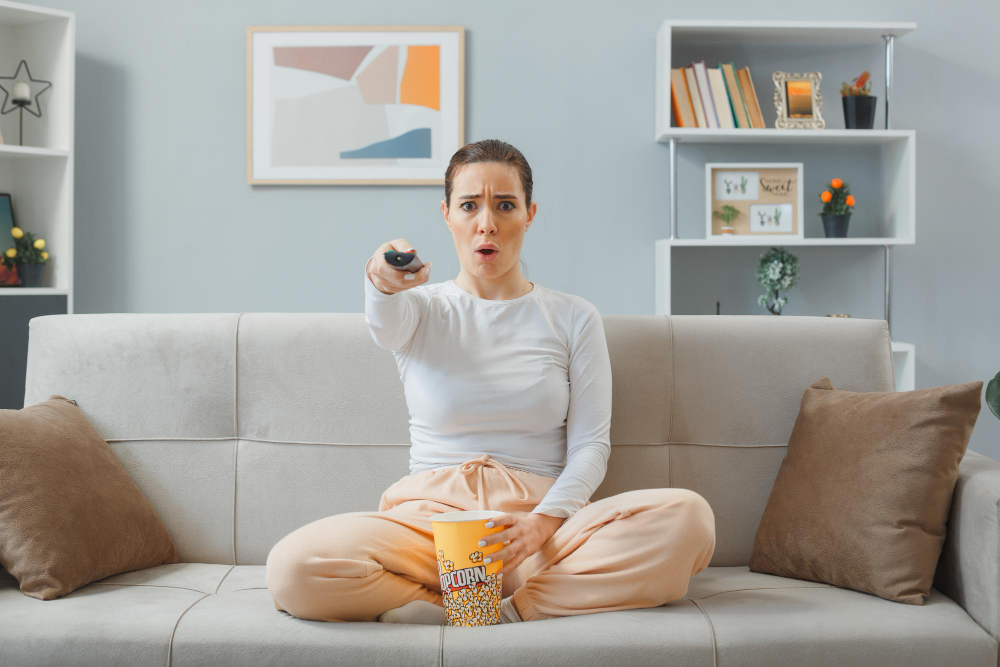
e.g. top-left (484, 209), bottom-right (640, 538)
top-left (0, 395), bottom-right (179, 600)
top-left (748, 376), bottom-right (983, 605)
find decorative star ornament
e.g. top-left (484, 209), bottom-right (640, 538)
top-left (0, 60), bottom-right (52, 117)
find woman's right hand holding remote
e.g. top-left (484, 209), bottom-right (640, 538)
top-left (368, 238), bottom-right (433, 295)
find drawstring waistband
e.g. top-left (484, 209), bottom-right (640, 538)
top-left (458, 454), bottom-right (530, 511)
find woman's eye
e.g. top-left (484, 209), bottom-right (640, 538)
top-left (499, 202), bottom-right (514, 211)
top-left (461, 202), bottom-right (475, 211)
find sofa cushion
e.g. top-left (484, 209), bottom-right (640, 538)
top-left (0, 563), bottom-right (214, 666)
top-left (685, 567), bottom-right (996, 667)
top-left (1, 564), bottom-right (992, 667)
top-left (748, 376), bottom-right (983, 605)
top-left (0, 395), bottom-right (179, 600)
top-left (169, 588), bottom-right (444, 667)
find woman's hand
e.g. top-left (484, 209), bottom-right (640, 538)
top-left (477, 512), bottom-right (566, 576)
top-left (368, 238), bottom-right (432, 295)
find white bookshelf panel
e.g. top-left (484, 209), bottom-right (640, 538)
top-left (880, 134), bottom-right (915, 244)
top-left (890, 341), bottom-right (915, 392)
top-left (655, 239), bottom-right (671, 317)
top-left (0, 145), bottom-right (69, 158)
top-left (665, 236), bottom-right (913, 247)
top-left (658, 128), bottom-right (913, 145)
top-left (0, 286), bottom-right (68, 296)
top-left (0, 1), bottom-right (73, 25)
top-left (666, 21), bottom-right (915, 47)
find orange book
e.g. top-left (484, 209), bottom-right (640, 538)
top-left (738, 67), bottom-right (765, 129)
top-left (670, 67), bottom-right (696, 128)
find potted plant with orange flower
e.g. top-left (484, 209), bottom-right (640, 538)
top-left (841, 70), bottom-right (877, 129)
top-left (819, 178), bottom-right (855, 238)
top-left (2, 225), bottom-right (49, 287)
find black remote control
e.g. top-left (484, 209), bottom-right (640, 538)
top-left (384, 250), bottom-right (425, 273)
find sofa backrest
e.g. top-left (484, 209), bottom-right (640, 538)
top-left (23, 312), bottom-right (894, 567)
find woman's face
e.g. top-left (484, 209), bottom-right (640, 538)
top-left (441, 161), bottom-right (537, 281)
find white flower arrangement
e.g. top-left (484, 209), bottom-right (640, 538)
top-left (756, 247), bottom-right (800, 315)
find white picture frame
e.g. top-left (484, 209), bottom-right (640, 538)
top-left (705, 162), bottom-right (804, 239)
top-left (247, 25), bottom-right (465, 185)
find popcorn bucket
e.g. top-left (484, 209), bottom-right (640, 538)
top-left (431, 510), bottom-right (507, 627)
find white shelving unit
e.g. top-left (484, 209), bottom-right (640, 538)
top-left (0, 0), bottom-right (75, 313)
top-left (654, 19), bottom-right (917, 391)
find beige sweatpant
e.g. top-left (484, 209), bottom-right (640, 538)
top-left (265, 454), bottom-right (716, 622)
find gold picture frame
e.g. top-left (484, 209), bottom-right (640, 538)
top-left (772, 71), bottom-right (825, 130)
top-left (247, 25), bottom-right (465, 185)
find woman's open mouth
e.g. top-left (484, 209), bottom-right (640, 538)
top-left (476, 248), bottom-right (498, 262)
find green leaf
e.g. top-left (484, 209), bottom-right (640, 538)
top-left (987, 372), bottom-right (1000, 421)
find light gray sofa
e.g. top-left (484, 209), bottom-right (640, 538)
top-left (2, 312), bottom-right (997, 667)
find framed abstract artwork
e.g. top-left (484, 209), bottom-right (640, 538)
top-left (247, 25), bottom-right (464, 185)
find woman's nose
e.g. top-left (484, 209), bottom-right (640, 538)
top-left (478, 211), bottom-right (497, 232)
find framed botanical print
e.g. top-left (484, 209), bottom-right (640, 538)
top-left (0, 193), bottom-right (14, 229)
top-left (772, 71), bottom-right (825, 130)
top-left (247, 25), bottom-right (464, 185)
top-left (705, 163), bottom-right (804, 239)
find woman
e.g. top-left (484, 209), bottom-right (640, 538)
top-left (265, 139), bottom-right (715, 625)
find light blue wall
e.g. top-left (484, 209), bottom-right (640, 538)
top-left (24, 0), bottom-right (1000, 457)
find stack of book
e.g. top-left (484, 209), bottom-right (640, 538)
top-left (671, 61), bottom-right (765, 129)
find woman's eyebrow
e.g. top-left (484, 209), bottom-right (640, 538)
top-left (458, 193), bottom-right (519, 200)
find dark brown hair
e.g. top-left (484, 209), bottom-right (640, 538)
top-left (444, 139), bottom-right (533, 209)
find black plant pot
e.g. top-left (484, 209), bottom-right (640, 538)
top-left (821, 213), bottom-right (851, 238)
top-left (16, 262), bottom-right (45, 287)
top-left (842, 95), bottom-right (877, 129)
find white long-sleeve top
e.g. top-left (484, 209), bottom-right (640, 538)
top-left (363, 256), bottom-right (613, 519)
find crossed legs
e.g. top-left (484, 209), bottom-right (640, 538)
top-left (265, 487), bottom-right (715, 623)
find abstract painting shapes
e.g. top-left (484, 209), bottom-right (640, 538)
top-left (341, 128), bottom-right (432, 159)
top-left (248, 26), bottom-right (464, 184)
top-left (271, 85), bottom-right (389, 167)
top-left (400, 45), bottom-right (440, 111)
top-left (385, 103), bottom-right (440, 142)
top-left (356, 45), bottom-right (398, 104)
top-left (272, 45), bottom-right (373, 80)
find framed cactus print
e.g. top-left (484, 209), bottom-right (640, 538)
top-left (706, 163), bottom-right (804, 239)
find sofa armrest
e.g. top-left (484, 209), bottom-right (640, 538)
top-left (936, 449), bottom-right (1000, 644)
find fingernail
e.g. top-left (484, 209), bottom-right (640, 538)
top-left (404, 273), bottom-right (415, 280)
top-left (498, 572), bottom-right (504, 578)
top-left (406, 248), bottom-right (416, 253)
top-left (484, 521), bottom-right (494, 528)
top-left (484, 557), bottom-right (491, 564)
top-left (426, 262), bottom-right (433, 270)
top-left (477, 540), bottom-right (486, 547)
